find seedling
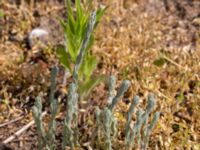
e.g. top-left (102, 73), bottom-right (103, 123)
top-left (57, 0), bottom-right (107, 99)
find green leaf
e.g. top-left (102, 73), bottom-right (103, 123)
top-left (84, 54), bottom-right (98, 81)
top-left (177, 92), bottom-right (184, 102)
top-left (95, 5), bottom-right (107, 27)
top-left (59, 18), bottom-right (75, 52)
top-left (78, 75), bottom-right (106, 99)
top-left (65, 0), bottom-right (73, 14)
top-left (75, 0), bottom-right (83, 35)
top-left (75, 0), bottom-right (84, 22)
top-left (68, 13), bottom-right (76, 34)
top-left (85, 35), bottom-right (95, 52)
top-left (79, 17), bottom-right (89, 41)
top-left (56, 45), bottom-right (71, 72)
top-left (66, 0), bottom-right (75, 34)
top-left (78, 53), bottom-right (97, 82)
top-left (59, 18), bottom-right (68, 33)
top-left (0, 9), bottom-right (4, 18)
top-left (65, 27), bottom-right (78, 62)
top-left (153, 57), bottom-right (166, 67)
top-left (76, 15), bottom-right (88, 40)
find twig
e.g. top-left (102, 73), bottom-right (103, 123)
top-left (3, 111), bottom-right (47, 144)
top-left (155, 90), bottom-right (173, 101)
top-left (0, 115), bottom-right (24, 128)
top-left (141, 84), bottom-right (173, 101)
top-left (162, 55), bottom-right (185, 70)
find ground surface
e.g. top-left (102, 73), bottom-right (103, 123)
top-left (0, 0), bottom-right (200, 149)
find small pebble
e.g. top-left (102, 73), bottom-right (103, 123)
top-left (28, 28), bottom-right (49, 47)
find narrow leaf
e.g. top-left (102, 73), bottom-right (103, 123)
top-left (56, 45), bottom-right (71, 71)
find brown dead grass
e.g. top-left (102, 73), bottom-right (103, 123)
top-left (94, 0), bottom-right (200, 149)
top-left (0, 0), bottom-right (200, 149)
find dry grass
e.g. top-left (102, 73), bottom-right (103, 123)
top-left (93, 0), bottom-right (200, 149)
top-left (0, 0), bottom-right (200, 149)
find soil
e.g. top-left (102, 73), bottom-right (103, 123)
top-left (0, 0), bottom-right (200, 149)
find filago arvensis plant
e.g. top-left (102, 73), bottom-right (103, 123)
top-left (32, 3), bottom-right (160, 150)
top-left (32, 66), bottom-right (58, 150)
top-left (93, 76), bottom-right (160, 150)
